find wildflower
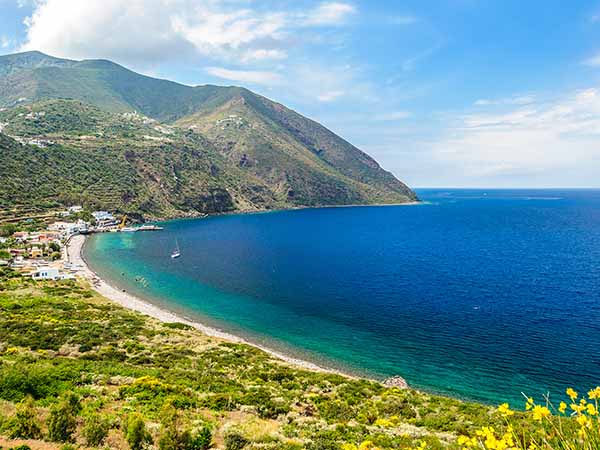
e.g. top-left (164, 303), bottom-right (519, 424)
top-left (570, 403), bottom-right (585, 414)
top-left (457, 435), bottom-right (477, 448)
top-left (498, 403), bottom-right (514, 417)
top-left (576, 415), bottom-right (592, 429)
top-left (586, 403), bottom-right (597, 416)
top-left (525, 397), bottom-right (534, 410)
top-left (358, 441), bottom-right (377, 450)
top-left (558, 401), bottom-right (567, 414)
top-left (566, 387), bottom-right (578, 401)
top-left (588, 387), bottom-right (600, 399)
top-left (532, 405), bottom-right (550, 421)
top-left (373, 418), bottom-right (394, 428)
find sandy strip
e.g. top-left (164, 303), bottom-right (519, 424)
top-left (66, 234), bottom-right (354, 376)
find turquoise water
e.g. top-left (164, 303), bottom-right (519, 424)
top-left (84, 189), bottom-right (600, 406)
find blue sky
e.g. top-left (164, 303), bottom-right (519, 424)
top-left (2, 0), bottom-right (600, 187)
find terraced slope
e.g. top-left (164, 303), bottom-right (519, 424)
top-left (0, 51), bottom-right (417, 218)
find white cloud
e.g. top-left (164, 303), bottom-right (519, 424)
top-left (317, 90), bottom-right (345, 102)
top-left (302, 2), bottom-right (356, 26)
top-left (583, 52), bottom-right (600, 67)
top-left (473, 95), bottom-right (535, 106)
top-left (241, 48), bottom-right (287, 63)
top-left (426, 87), bottom-right (600, 183)
top-left (19, 0), bottom-right (356, 68)
top-left (1, 36), bottom-right (13, 49)
top-left (287, 63), bottom-right (376, 104)
top-left (205, 66), bottom-right (283, 85)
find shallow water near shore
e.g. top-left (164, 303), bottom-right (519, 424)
top-left (84, 189), bottom-right (600, 406)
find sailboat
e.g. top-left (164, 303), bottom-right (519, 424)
top-left (171, 240), bottom-right (181, 259)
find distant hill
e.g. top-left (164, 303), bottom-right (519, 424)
top-left (0, 51), bottom-right (417, 219)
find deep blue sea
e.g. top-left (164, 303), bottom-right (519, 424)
top-left (84, 189), bottom-right (600, 406)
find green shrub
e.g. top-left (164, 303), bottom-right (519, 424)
top-left (82, 413), bottom-right (110, 447)
top-left (0, 363), bottom-right (73, 401)
top-left (7, 397), bottom-right (42, 439)
top-left (163, 322), bottom-right (194, 330)
top-left (60, 445), bottom-right (78, 450)
top-left (305, 432), bottom-right (340, 450)
top-left (189, 426), bottom-right (212, 450)
top-left (242, 389), bottom-right (290, 419)
top-left (224, 432), bottom-right (249, 450)
top-left (125, 413), bottom-right (153, 450)
top-left (47, 397), bottom-right (79, 442)
top-left (158, 404), bottom-right (190, 450)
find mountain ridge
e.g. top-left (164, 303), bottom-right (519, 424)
top-left (0, 51), bottom-right (417, 219)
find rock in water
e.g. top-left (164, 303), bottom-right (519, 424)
top-left (383, 376), bottom-right (409, 389)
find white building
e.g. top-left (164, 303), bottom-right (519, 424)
top-left (31, 267), bottom-right (75, 281)
top-left (92, 211), bottom-right (117, 228)
top-left (48, 220), bottom-right (89, 238)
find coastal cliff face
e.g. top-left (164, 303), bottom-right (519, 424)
top-left (0, 51), bottom-right (417, 219)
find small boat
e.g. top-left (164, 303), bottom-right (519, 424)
top-left (138, 224), bottom-right (164, 231)
top-left (171, 240), bottom-right (181, 259)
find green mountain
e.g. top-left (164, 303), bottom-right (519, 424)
top-left (0, 51), bottom-right (417, 219)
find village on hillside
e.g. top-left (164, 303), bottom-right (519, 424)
top-left (0, 207), bottom-right (162, 280)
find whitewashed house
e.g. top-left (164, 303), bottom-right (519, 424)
top-left (31, 267), bottom-right (75, 281)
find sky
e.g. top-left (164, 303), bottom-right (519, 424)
top-left (1, 0), bottom-right (600, 187)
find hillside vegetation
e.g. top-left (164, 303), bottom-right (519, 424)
top-left (0, 52), bottom-right (416, 219)
top-left (1, 274), bottom-right (597, 450)
top-left (0, 273), bottom-right (501, 450)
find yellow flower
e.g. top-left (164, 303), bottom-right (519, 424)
top-left (586, 403), bottom-right (597, 416)
top-left (358, 441), bottom-right (378, 450)
top-left (532, 405), bottom-right (550, 421)
top-left (498, 403), bottom-right (514, 417)
top-left (588, 387), bottom-right (600, 399)
top-left (373, 418), bottom-right (394, 428)
top-left (577, 415), bottom-right (592, 429)
top-left (570, 403), bottom-right (585, 414)
top-left (525, 397), bottom-right (534, 410)
top-left (457, 435), bottom-right (477, 448)
top-left (558, 401), bottom-right (567, 414)
top-left (566, 387), bottom-right (578, 401)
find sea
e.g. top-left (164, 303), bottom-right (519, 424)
top-left (83, 189), bottom-right (600, 407)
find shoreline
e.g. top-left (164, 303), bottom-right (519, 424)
top-left (66, 234), bottom-right (373, 380)
top-left (143, 200), bottom-right (423, 224)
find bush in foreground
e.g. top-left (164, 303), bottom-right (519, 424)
top-left (82, 412), bottom-right (111, 447)
top-left (456, 387), bottom-right (600, 449)
top-left (47, 395), bottom-right (80, 442)
top-left (7, 397), bottom-right (42, 440)
top-left (125, 413), bottom-right (153, 450)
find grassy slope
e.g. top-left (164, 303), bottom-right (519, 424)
top-left (0, 273), bottom-right (502, 450)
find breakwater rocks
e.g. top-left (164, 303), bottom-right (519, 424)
top-left (383, 376), bottom-right (409, 389)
